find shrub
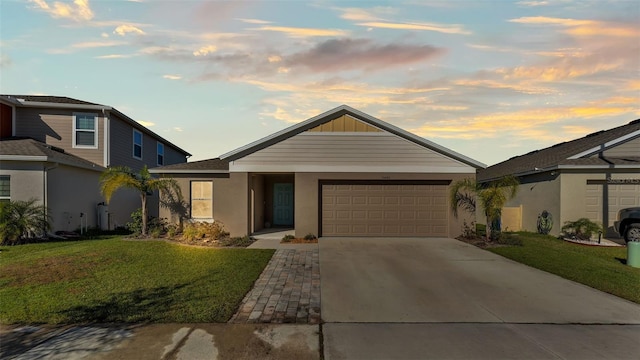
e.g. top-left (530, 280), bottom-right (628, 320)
top-left (182, 221), bottom-right (228, 242)
top-left (166, 224), bottom-right (179, 238)
top-left (561, 218), bottom-right (603, 240)
top-left (281, 234), bottom-right (296, 243)
top-left (304, 233), bottom-right (317, 241)
top-left (459, 220), bottom-right (478, 240)
top-left (0, 199), bottom-right (51, 245)
top-left (126, 208), bottom-right (145, 235)
top-left (219, 235), bottom-right (254, 247)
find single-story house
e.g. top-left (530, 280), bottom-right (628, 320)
top-left (478, 119), bottom-right (640, 237)
top-left (151, 105), bottom-right (486, 238)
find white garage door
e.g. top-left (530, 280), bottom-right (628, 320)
top-left (321, 182), bottom-right (449, 237)
top-left (586, 183), bottom-right (640, 228)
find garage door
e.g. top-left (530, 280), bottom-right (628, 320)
top-left (321, 182), bottom-right (449, 237)
top-left (586, 183), bottom-right (640, 230)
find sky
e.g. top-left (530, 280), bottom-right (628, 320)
top-left (1, 0), bottom-right (638, 166)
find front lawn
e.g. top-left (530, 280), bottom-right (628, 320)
top-left (0, 238), bottom-right (274, 324)
top-left (489, 232), bottom-right (640, 304)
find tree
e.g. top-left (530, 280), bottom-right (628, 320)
top-left (450, 176), bottom-right (520, 241)
top-left (100, 166), bottom-right (180, 237)
top-left (0, 199), bottom-right (51, 244)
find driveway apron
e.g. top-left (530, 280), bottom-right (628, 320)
top-left (320, 237), bottom-right (640, 360)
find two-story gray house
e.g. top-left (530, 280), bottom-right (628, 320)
top-left (0, 95), bottom-right (190, 233)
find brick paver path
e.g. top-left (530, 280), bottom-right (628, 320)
top-left (230, 249), bottom-right (320, 324)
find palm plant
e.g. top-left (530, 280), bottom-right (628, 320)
top-left (100, 166), bottom-right (180, 237)
top-left (0, 199), bottom-right (51, 244)
top-left (450, 176), bottom-right (520, 241)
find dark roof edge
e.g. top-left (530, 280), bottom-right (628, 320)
top-left (221, 105), bottom-right (486, 169)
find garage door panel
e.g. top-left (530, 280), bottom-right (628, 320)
top-left (322, 183), bottom-right (448, 237)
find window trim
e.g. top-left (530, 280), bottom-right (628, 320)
top-left (133, 129), bottom-right (143, 160)
top-left (0, 175), bottom-right (10, 202)
top-left (72, 113), bottom-right (98, 149)
top-left (190, 180), bottom-right (213, 220)
top-left (157, 142), bottom-right (165, 166)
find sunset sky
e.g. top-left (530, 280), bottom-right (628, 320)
top-left (1, 0), bottom-right (638, 166)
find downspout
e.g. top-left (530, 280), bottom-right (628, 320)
top-left (103, 108), bottom-right (110, 167)
top-left (44, 162), bottom-right (59, 235)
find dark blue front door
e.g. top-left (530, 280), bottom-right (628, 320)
top-left (273, 183), bottom-right (294, 226)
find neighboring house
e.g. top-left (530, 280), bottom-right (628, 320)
top-left (478, 119), bottom-right (640, 237)
top-left (151, 105), bottom-right (485, 238)
top-left (0, 95), bottom-right (190, 233)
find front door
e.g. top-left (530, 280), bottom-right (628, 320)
top-left (273, 183), bottom-right (294, 226)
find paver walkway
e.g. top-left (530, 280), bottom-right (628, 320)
top-left (230, 249), bottom-right (320, 324)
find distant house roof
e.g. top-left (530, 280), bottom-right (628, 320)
top-left (149, 158), bottom-right (229, 174)
top-left (0, 94), bottom-right (191, 157)
top-left (220, 104), bottom-right (486, 169)
top-left (478, 119), bottom-right (640, 182)
top-left (2, 95), bottom-right (104, 107)
top-left (0, 137), bottom-right (105, 171)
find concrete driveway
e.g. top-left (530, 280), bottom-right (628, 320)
top-left (320, 237), bottom-right (640, 359)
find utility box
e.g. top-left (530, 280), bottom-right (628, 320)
top-left (628, 242), bottom-right (640, 268)
top-left (98, 203), bottom-right (109, 231)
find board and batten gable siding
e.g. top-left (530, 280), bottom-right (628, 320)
top-left (230, 132), bottom-right (475, 173)
top-left (14, 107), bottom-right (105, 166)
top-left (108, 114), bottom-right (187, 170)
top-left (307, 115), bottom-right (382, 132)
top-left (597, 135), bottom-right (640, 158)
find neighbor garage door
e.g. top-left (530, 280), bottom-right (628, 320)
top-left (321, 181), bottom-right (449, 237)
top-left (586, 183), bottom-right (640, 229)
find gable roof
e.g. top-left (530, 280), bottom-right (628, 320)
top-left (149, 158), bottom-right (229, 174)
top-left (0, 137), bottom-right (105, 171)
top-left (478, 119), bottom-right (640, 182)
top-left (220, 105), bottom-right (485, 169)
top-left (0, 94), bottom-right (191, 157)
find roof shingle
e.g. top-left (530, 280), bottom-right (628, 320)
top-left (478, 119), bottom-right (640, 182)
top-left (0, 137), bottom-right (104, 171)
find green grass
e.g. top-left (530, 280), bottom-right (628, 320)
top-left (489, 232), bottom-right (640, 304)
top-left (0, 238), bottom-right (274, 324)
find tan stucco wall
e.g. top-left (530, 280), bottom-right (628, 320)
top-left (159, 173), bottom-right (249, 237)
top-left (48, 164), bottom-right (104, 231)
top-left (500, 172), bottom-right (562, 235)
top-left (0, 161), bottom-right (106, 232)
top-left (295, 172), bottom-right (475, 238)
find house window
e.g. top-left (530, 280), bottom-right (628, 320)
top-left (0, 175), bottom-right (9, 203)
top-left (191, 181), bottom-right (213, 219)
top-left (133, 129), bottom-right (143, 159)
top-left (157, 142), bottom-right (165, 166)
top-left (73, 113), bottom-right (98, 148)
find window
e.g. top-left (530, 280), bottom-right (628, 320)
top-left (157, 142), bottom-right (165, 166)
top-left (0, 176), bottom-right (9, 203)
top-left (191, 181), bottom-right (213, 219)
top-left (73, 113), bottom-right (97, 148)
top-left (133, 129), bottom-right (143, 159)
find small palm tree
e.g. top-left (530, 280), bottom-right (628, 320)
top-left (450, 176), bottom-right (520, 241)
top-left (0, 199), bottom-right (51, 244)
top-left (100, 166), bottom-right (180, 237)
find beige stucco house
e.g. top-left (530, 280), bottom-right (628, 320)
top-left (151, 105), bottom-right (485, 238)
top-left (0, 95), bottom-right (190, 233)
top-left (478, 119), bottom-right (640, 237)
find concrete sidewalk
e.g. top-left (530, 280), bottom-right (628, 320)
top-left (0, 323), bottom-right (320, 360)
